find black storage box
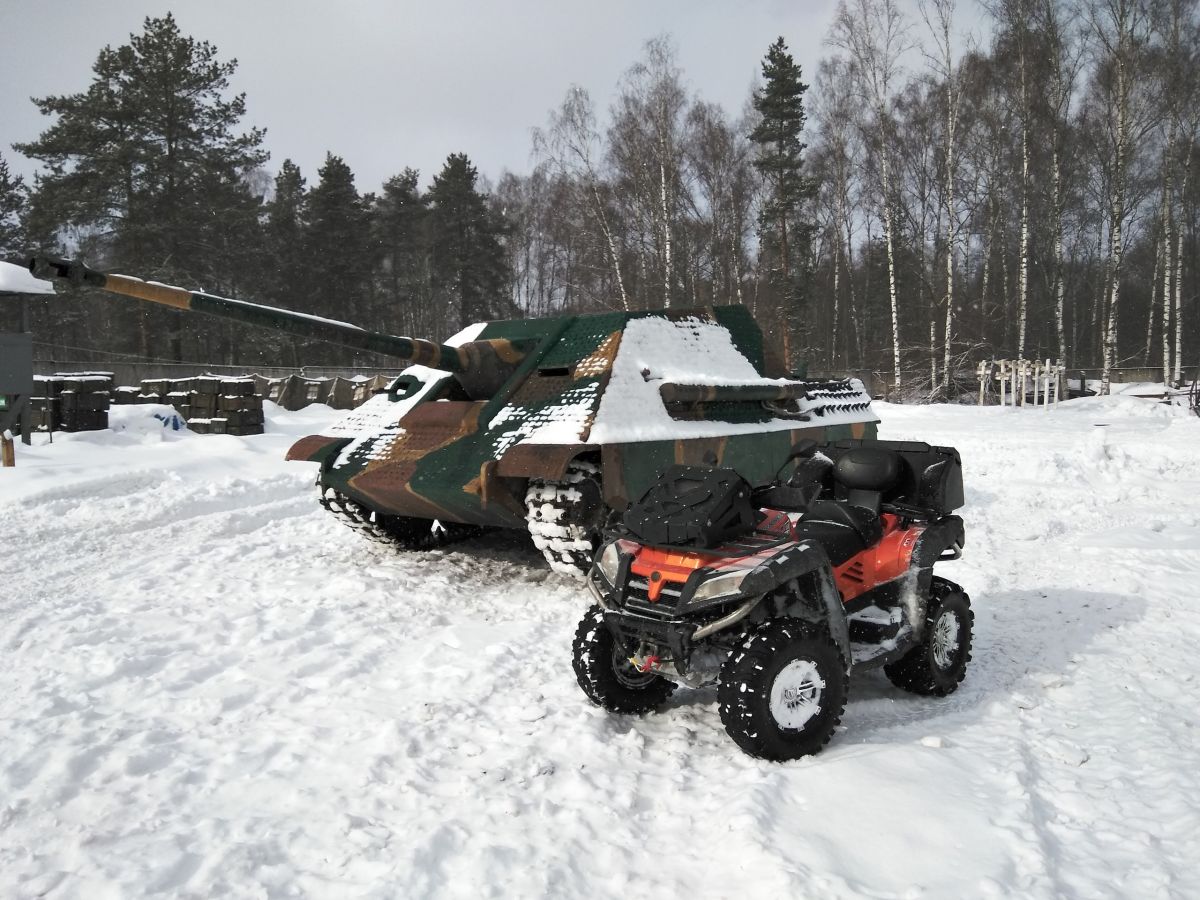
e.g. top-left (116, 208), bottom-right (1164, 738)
top-left (623, 465), bottom-right (757, 550)
top-left (822, 439), bottom-right (964, 516)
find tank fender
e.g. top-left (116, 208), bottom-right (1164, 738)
top-left (910, 514), bottom-right (965, 598)
top-left (495, 442), bottom-right (599, 481)
top-left (747, 541), bottom-right (851, 664)
top-left (286, 435), bottom-right (352, 468)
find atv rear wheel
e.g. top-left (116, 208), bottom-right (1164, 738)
top-left (884, 577), bottom-right (973, 696)
top-left (718, 618), bottom-right (848, 761)
top-left (572, 605), bottom-right (675, 714)
top-left (526, 460), bottom-right (607, 578)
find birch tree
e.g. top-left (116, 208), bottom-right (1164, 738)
top-left (1088, 0), bottom-right (1150, 394)
top-left (920, 0), bottom-right (968, 391)
top-left (534, 87), bottom-right (630, 310)
top-left (830, 0), bottom-right (912, 393)
top-left (608, 37), bottom-right (689, 309)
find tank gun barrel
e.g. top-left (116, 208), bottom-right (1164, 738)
top-left (28, 256), bottom-right (528, 384)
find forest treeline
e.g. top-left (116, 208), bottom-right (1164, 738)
top-left (1, 1), bottom-right (1197, 397)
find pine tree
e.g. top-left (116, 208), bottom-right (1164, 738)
top-left (302, 153), bottom-right (373, 355)
top-left (265, 160), bottom-right (308, 302)
top-left (0, 153), bottom-right (24, 260)
top-left (750, 37), bottom-right (816, 372)
top-left (260, 159), bottom-right (309, 364)
top-left (428, 153), bottom-right (512, 333)
top-left (0, 153), bottom-right (28, 334)
top-left (373, 168), bottom-right (430, 336)
top-left (15, 13), bottom-right (267, 361)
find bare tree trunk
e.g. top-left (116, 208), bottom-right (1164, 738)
top-left (1051, 143), bottom-right (1068, 365)
top-left (1161, 219), bottom-right (1172, 380)
top-left (730, 233), bottom-right (744, 306)
top-left (922, 0), bottom-right (959, 390)
top-left (592, 183), bottom-right (630, 311)
top-left (659, 155), bottom-right (672, 308)
top-left (930, 321), bottom-right (938, 395)
top-left (882, 143), bottom-right (902, 392)
top-left (781, 214), bottom-right (791, 368)
top-left (830, 0), bottom-right (909, 392)
top-left (1159, 120), bottom-right (1178, 378)
top-left (1102, 51), bottom-right (1131, 396)
top-left (840, 191), bottom-right (863, 365)
top-left (1093, 213), bottom-right (1108, 365)
top-left (1174, 145), bottom-right (1193, 385)
top-left (1017, 96), bottom-right (1030, 362)
top-left (942, 152), bottom-right (954, 391)
top-left (1002, 239), bottom-right (1012, 352)
top-left (1042, 0), bottom-right (1075, 368)
top-left (980, 200), bottom-right (995, 348)
top-left (832, 233), bottom-right (842, 368)
top-left (1144, 226), bottom-right (1161, 366)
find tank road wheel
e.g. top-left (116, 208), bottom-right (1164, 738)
top-left (717, 618), bottom-right (848, 761)
top-left (884, 577), bottom-right (973, 697)
top-left (572, 606), bottom-right (675, 714)
top-left (525, 460), bottom-right (607, 578)
top-left (320, 488), bottom-right (481, 551)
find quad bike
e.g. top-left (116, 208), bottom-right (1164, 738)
top-left (572, 438), bottom-right (971, 761)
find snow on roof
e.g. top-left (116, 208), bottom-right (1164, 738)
top-left (0, 260), bottom-right (56, 295)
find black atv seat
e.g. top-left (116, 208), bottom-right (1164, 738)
top-left (795, 499), bottom-right (883, 566)
top-left (833, 447), bottom-right (901, 514)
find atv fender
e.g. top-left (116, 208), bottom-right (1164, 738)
top-left (751, 541), bottom-right (851, 664)
top-left (911, 515), bottom-right (965, 598)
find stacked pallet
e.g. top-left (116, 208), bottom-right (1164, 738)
top-left (191, 377), bottom-right (264, 436)
top-left (138, 378), bottom-right (173, 404)
top-left (111, 385), bottom-right (143, 405)
top-left (30, 373), bottom-right (113, 433)
top-left (153, 376), bottom-right (263, 436)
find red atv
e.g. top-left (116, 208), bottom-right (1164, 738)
top-left (573, 439), bottom-right (971, 761)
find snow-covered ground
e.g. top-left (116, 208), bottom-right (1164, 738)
top-left (2, 397), bottom-right (1199, 898)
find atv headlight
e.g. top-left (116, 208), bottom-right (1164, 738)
top-left (595, 541), bottom-right (621, 584)
top-left (690, 570), bottom-right (750, 604)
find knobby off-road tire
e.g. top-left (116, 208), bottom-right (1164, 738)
top-left (718, 618), bottom-right (848, 761)
top-left (525, 460), bottom-right (607, 578)
top-left (572, 605), bottom-right (676, 714)
top-left (884, 576), bottom-right (973, 697)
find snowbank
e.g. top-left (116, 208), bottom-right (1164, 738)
top-left (1, 399), bottom-right (1199, 896)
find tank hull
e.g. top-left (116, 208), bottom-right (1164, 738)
top-left (287, 306), bottom-right (878, 530)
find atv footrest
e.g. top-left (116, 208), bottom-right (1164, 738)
top-left (847, 604), bottom-right (904, 643)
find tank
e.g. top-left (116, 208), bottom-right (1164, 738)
top-left (30, 255), bottom-right (879, 575)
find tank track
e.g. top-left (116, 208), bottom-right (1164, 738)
top-left (525, 460), bottom-right (606, 578)
top-left (320, 487), bottom-right (483, 551)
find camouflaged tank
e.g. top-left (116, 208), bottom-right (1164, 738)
top-left (31, 255), bottom-right (879, 575)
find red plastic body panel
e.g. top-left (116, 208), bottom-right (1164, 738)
top-left (625, 510), bottom-right (925, 606)
top-left (831, 513), bottom-right (923, 604)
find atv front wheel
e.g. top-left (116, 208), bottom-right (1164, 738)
top-left (718, 618), bottom-right (848, 761)
top-left (572, 606), bottom-right (675, 714)
top-left (884, 577), bottom-right (973, 696)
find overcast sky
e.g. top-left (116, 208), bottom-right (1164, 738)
top-left (1, 0), bottom-right (986, 194)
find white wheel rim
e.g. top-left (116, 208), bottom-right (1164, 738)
top-left (769, 659), bottom-right (825, 730)
top-left (932, 610), bottom-right (960, 669)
